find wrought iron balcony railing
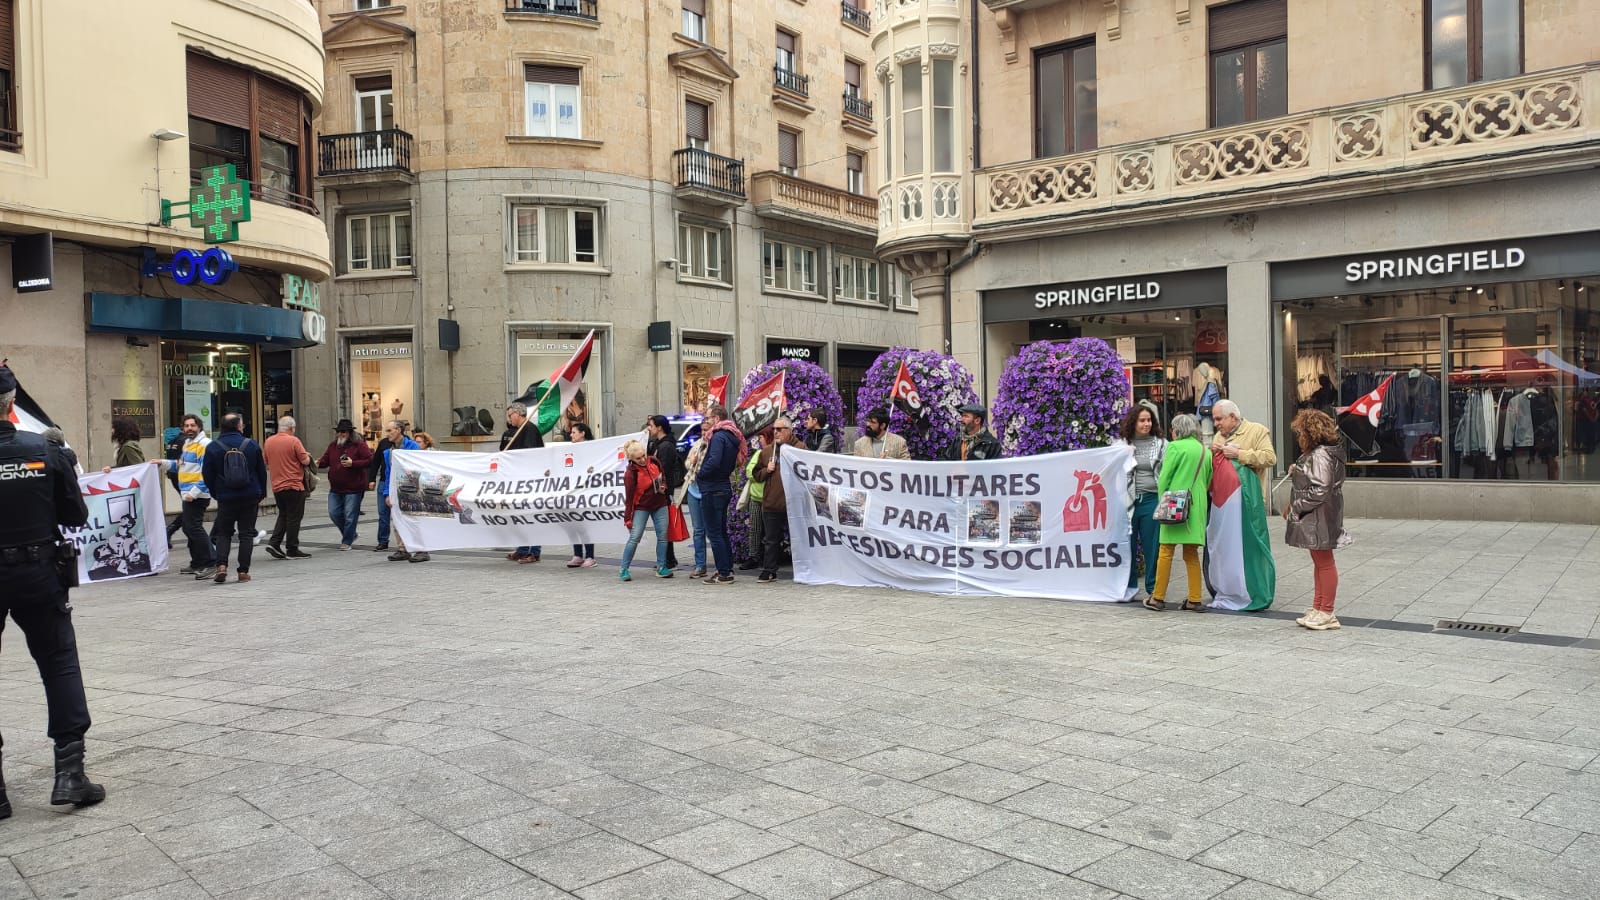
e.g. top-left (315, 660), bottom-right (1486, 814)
top-left (774, 66), bottom-right (810, 98)
top-left (843, 92), bottom-right (874, 121)
top-left (318, 129), bottom-right (414, 177)
top-left (504, 0), bottom-right (598, 19)
top-left (841, 1), bottom-right (871, 30)
top-left (673, 147), bottom-right (746, 198)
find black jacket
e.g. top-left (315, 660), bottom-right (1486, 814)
top-left (648, 435), bottom-right (685, 490)
top-left (941, 429), bottom-right (1002, 462)
top-left (500, 422), bottom-right (544, 452)
top-left (0, 422), bottom-right (88, 547)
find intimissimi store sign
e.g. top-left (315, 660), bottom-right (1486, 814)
top-left (1271, 232), bottom-right (1600, 300)
top-left (984, 268), bottom-right (1228, 323)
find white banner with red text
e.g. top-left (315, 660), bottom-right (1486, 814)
top-left (65, 464), bottom-right (170, 584)
top-left (778, 446), bottom-right (1134, 601)
top-left (388, 433), bottom-right (644, 551)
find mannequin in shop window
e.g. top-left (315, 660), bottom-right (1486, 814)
top-left (390, 398), bottom-right (404, 419)
top-left (1375, 363), bottom-right (1440, 477)
top-left (1193, 363), bottom-right (1225, 443)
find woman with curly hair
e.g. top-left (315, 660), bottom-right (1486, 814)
top-left (1285, 409), bottom-right (1350, 631)
top-left (1119, 401), bottom-right (1165, 603)
top-left (103, 417), bottom-right (145, 473)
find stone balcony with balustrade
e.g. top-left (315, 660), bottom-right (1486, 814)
top-left (973, 64), bottom-right (1598, 238)
top-left (751, 171), bottom-right (878, 237)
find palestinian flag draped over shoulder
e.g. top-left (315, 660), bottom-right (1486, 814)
top-left (533, 330), bottom-right (595, 435)
top-left (1204, 450), bottom-right (1276, 610)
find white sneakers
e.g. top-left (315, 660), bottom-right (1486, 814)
top-left (1296, 609), bottom-right (1342, 630)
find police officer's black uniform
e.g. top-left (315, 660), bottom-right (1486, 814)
top-left (0, 365), bottom-right (104, 817)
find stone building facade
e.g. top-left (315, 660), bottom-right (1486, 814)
top-left (875, 0), bottom-right (1600, 521)
top-left (0, 0), bottom-right (328, 473)
top-left (305, 0), bottom-right (914, 448)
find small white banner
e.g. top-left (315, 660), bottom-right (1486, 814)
top-left (389, 433), bottom-right (644, 551)
top-left (67, 464), bottom-right (170, 584)
top-left (778, 445), bottom-right (1134, 602)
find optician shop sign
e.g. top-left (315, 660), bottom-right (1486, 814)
top-left (983, 268), bottom-right (1228, 323)
top-left (1271, 232), bottom-right (1600, 300)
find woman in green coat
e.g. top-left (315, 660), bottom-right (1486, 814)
top-left (103, 417), bottom-right (145, 473)
top-left (1146, 414), bottom-right (1213, 612)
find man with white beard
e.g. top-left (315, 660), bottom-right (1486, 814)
top-left (315, 418), bottom-right (374, 550)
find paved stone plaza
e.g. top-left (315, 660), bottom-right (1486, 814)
top-left (0, 513), bottom-right (1595, 899)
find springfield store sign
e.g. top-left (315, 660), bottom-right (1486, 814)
top-left (1271, 232), bottom-right (1600, 300)
top-left (984, 268), bottom-right (1227, 323)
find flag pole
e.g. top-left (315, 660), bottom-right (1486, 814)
top-left (503, 329), bottom-right (594, 449)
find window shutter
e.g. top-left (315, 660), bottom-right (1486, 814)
top-left (258, 77), bottom-right (303, 143)
top-left (1208, 0), bottom-right (1287, 52)
top-left (0, 0), bottom-right (14, 71)
top-left (525, 64), bottom-right (580, 86)
top-left (847, 151), bottom-right (862, 173)
top-left (186, 51), bottom-right (251, 128)
top-left (686, 99), bottom-right (709, 141)
top-left (776, 31), bottom-right (796, 54)
top-left (845, 60), bottom-right (861, 87)
top-left (683, 0), bottom-right (705, 15)
top-left (779, 129), bottom-right (798, 169)
top-left (354, 73), bottom-right (391, 92)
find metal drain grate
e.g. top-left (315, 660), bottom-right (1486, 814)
top-left (1435, 620), bottom-right (1520, 635)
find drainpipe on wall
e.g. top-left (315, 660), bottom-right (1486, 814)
top-left (644, 0), bottom-right (663, 414)
top-left (437, 0), bottom-right (454, 423)
top-left (942, 239), bottom-right (981, 358)
top-left (970, 0), bottom-right (981, 171)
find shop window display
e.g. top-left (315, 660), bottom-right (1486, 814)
top-left (1280, 279), bottom-right (1600, 483)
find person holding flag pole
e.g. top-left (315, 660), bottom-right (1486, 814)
top-left (501, 330), bottom-right (596, 564)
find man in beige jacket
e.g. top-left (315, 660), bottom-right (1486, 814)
top-left (853, 407), bottom-right (911, 460)
top-left (1210, 399), bottom-right (1276, 504)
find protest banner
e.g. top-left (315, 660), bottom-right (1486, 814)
top-left (65, 464), bottom-right (169, 584)
top-left (778, 446), bottom-right (1134, 601)
top-left (389, 433), bottom-right (643, 551)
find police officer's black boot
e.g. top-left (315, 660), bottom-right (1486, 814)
top-left (49, 741), bottom-right (105, 808)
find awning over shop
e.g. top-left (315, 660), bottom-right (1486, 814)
top-left (87, 293), bottom-right (319, 349)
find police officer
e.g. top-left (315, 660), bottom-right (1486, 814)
top-left (0, 364), bottom-right (104, 817)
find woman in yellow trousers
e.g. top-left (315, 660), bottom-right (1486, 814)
top-left (1145, 414), bottom-right (1213, 612)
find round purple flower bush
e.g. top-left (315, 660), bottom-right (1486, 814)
top-left (727, 358), bottom-right (846, 561)
top-left (992, 338), bottom-right (1130, 456)
top-left (853, 347), bottom-right (981, 460)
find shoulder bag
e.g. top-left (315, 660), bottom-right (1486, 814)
top-left (1153, 455), bottom-right (1203, 525)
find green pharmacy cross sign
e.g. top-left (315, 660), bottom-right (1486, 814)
top-left (225, 363), bottom-right (250, 390)
top-left (162, 164), bottom-right (252, 243)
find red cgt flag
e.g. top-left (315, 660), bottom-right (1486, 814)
top-left (889, 360), bottom-right (927, 419)
top-left (733, 372), bottom-right (785, 437)
top-left (1339, 374), bottom-right (1392, 426)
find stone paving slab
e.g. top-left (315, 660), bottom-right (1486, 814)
top-left (0, 509), bottom-right (1595, 898)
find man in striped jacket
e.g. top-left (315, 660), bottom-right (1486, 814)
top-left (155, 414), bottom-right (215, 578)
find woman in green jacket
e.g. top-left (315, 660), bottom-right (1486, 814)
top-left (102, 417), bottom-right (146, 473)
top-left (1146, 413), bottom-right (1213, 612)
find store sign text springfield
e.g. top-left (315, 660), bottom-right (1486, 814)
top-left (1345, 247), bottom-right (1525, 284)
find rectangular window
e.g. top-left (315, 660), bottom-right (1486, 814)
top-left (682, 0), bottom-right (706, 42)
top-left (685, 98), bottom-right (710, 149)
top-left (347, 212), bottom-right (412, 272)
top-left (677, 222), bottom-right (728, 283)
top-left (1034, 41), bottom-right (1097, 157)
top-left (845, 60), bottom-right (862, 98)
top-left (932, 58), bottom-right (956, 173)
top-left (881, 74), bottom-right (892, 181)
top-left (0, 0), bottom-right (16, 150)
top-left (354, 0), bottom-right (392, 8)
top-left (1208, 0), bottom-right (1287, 127)
top-left (887, 266), bottom-right (915, 310)
top-left (186, 50), bottom-right (313, 212)
top-left (778, 128), bottom-right (799, 177)
top-left (835, 254), bottom-right (880, 304)
top-left (1427, 0), bottom-right (1522, 89)
top-left (776, 30), bottom-right (797, 76)
top-left (762, 239), bottom-right (819, 295)
top-left (510, 204), bottom-right (601, 265)
top-left (525, 65), bottom-right (581, 138)
top-left (900, 62), bottom-right (922, 176)
top-left (846, 151), bottom-right (865, 195)
top-left (187, 116), bottom-right (249, 179)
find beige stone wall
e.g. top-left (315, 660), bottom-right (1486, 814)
top-left (976, 0), bottom-right (1597, 168)
top-left (0, 0), bottom-right (329, 277)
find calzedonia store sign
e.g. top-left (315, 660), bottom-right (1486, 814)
top-left (1271, 232), bottom-right (1600, 300)
top-left (984, 268), bottom-right (1227, 323)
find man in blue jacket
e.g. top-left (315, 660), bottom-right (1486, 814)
top-left (696, 404), bottom-right (744, 585)
top-left (200, 413), bottom-right (268, 584)
top-left (380, 422), bottom-right (425, 563)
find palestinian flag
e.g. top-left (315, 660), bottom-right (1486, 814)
top-left (6, 376), bottom-right (59, 435)
top-left (1204, 451), bottom-right (1276, 610)
top-left (533, 330), bottom-right (595, 435)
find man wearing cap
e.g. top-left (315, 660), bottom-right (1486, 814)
top-left (942, 404), bottom-right (1003, 461)
top-left (317, 419), bottom-right (373, 550)
top-left (0, 364), bottom-right (106, 815)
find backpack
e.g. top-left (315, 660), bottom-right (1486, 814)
top-left (222, 440), bottom-right (255, 491)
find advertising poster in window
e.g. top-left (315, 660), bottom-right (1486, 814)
top-left (681, 343), bottom-right (723, 415)
top-left (517, 336), bottom-right (605, 439)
